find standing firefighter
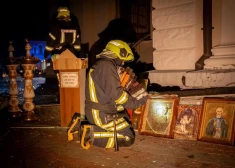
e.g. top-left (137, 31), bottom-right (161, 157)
top-left (80, 40), bottom-right (148, 149)
top-left (44, 6), bottom-right (81, 59)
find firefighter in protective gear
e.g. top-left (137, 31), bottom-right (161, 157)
top-left (83, 40), bottom-right (148, 149)
top-left (44, 6), bottom-right (81, 58)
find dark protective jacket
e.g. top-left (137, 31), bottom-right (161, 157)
top-left (44, 18), bottom-right (81, 58)
top-left (85, 56), bottom-right (147, 126)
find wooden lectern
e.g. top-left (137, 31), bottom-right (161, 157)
top-left (53, 49), bottom-right (88, 127)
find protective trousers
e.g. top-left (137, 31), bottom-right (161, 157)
top-left (85, 109), bottom-right (135, 149)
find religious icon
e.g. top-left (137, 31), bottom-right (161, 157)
top-left (139, 95), bottom-right (178, 138)
top-left (173, 105), bottom-right (201, 141)
top-left (198, 97), bottom-right (235, 145)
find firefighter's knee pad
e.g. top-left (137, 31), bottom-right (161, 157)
top-left (118, 136), bottom-right (135, 147)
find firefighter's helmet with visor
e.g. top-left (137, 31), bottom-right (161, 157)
top-left (57, 7), bottom-right (70, 18)
top-left (104, 40), bottom-right (134, 62)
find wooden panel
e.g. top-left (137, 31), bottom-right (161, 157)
top-left (59, 70), bottom-right (81, 127)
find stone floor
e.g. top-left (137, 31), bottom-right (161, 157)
top-left (1, 109), bottom-right (235, 168)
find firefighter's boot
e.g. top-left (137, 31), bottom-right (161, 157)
top-left (81, 124), bottom-right (93, 150)
top-left (67, 112), bottom-right (81, 141)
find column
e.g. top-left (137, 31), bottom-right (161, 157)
top-left (204, 0), bottom-right (235, 69)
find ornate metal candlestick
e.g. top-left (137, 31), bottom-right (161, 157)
top-left (6, 41), bottom-right (21, 117)
top-left (17, 39), bottom-right (40, 121)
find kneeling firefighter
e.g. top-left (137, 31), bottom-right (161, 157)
top-left (81, 40), bottom-right (148, 149)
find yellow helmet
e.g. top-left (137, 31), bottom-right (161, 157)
top-left (57, 7), bottom-right (70, 18)
top-left (104, 40), bottom-right (134, 62)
